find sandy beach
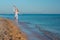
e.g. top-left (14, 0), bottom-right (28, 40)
top-left (0, 18), bottom-right (27, 40)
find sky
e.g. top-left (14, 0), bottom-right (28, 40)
top-left (0, 0), bottom-right (60, 14)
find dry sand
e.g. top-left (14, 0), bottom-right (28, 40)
top-left (0, 18), bottom-right (27, 40)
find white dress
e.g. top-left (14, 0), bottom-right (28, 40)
top-left (15, 13), bottom-right (18, 23)
top-left (15, 13), bottom-right (18, 20)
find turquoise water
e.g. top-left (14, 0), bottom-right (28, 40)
top-left (0, 14), bottom-right (60, 40)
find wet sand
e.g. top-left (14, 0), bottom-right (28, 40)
top-left (19, 22), bottom-right (60, 40)
top-left (0, 18), bottom-right (27, 40)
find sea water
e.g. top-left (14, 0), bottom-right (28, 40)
top-left (19, 14), bottom-right (60, 33)
top-left (0, 13), bottom-right (60, 40)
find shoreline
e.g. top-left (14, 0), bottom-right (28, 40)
top-left (0, 18), bottom-right (60, 40)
